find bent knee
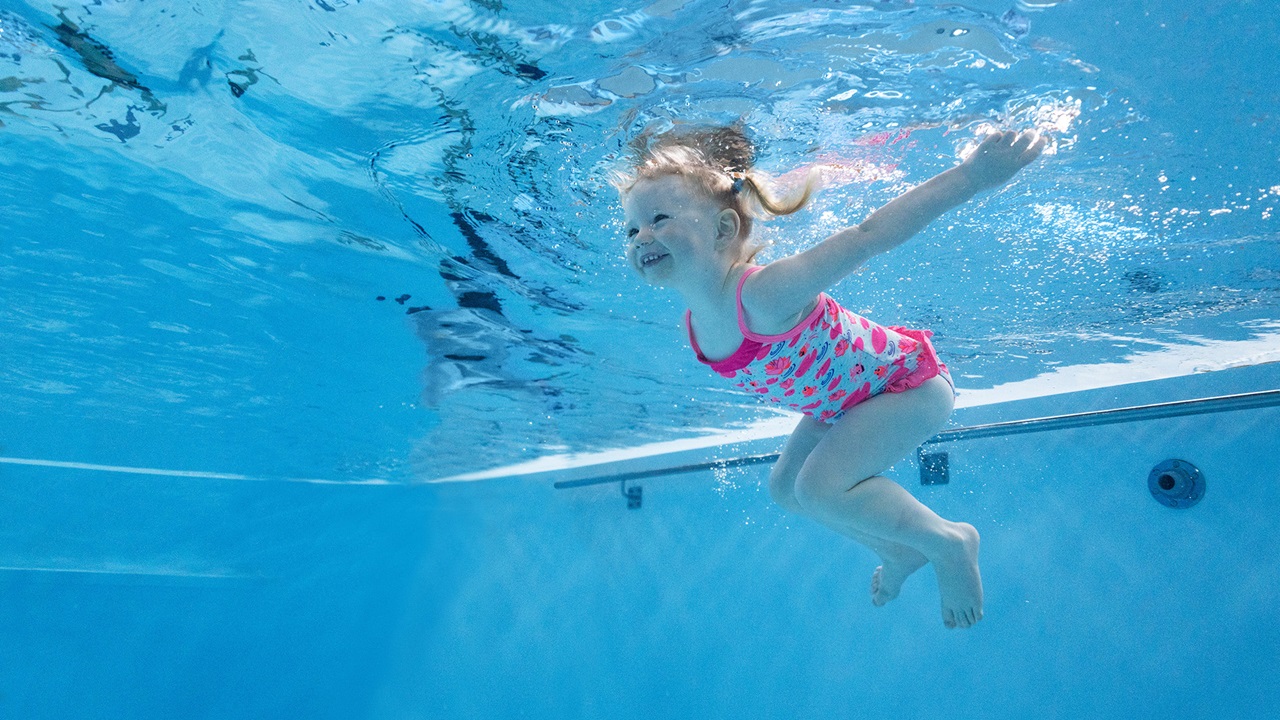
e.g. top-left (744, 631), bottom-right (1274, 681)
top-left (791, 470), bottom-right (827, 512)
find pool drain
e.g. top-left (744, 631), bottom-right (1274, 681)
top-left (1148, 459), bottom-right (1204, 509)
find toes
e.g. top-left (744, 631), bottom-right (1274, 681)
top-left (942, 606), bottom-right (984, 629)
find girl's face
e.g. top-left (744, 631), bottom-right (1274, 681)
top-left (621, 174), bottom-right (730, 286)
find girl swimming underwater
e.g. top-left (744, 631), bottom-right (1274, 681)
top-left (615, 126), bottom-right (1045, 628)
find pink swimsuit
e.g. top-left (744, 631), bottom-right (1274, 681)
top-left (686, 265), bottom-right (953, 423)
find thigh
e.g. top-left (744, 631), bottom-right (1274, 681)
top-left (768, 414), bottom-right (832, 508)
top-left (799, 374), bottom-right (955, 494)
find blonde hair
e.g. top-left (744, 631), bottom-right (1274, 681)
top-left (612, 125), bottom-right (820, 261)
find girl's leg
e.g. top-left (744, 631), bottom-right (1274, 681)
top-left (769, 415), bottom-right (930, 607)
top-left (791, 375), bottom-right (983, 629)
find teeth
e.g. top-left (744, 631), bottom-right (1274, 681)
top-left (641, 253), bottom-right (665, 265)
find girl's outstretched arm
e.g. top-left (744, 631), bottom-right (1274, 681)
top-left (744, 130), bottom-right (1045, 324)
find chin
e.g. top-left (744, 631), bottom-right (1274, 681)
top-left (640, 267), bottom-right (672, 286)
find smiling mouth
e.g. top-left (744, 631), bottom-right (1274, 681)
top-left (640, 252), bottom-right (669, 268)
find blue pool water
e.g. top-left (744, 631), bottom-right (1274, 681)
top-left (1, 0), bottom-right (1278, 717)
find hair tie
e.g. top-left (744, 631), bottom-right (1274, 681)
top-left (730, 176), bottom-right (745, 194)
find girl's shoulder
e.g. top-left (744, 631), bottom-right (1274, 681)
top-left (737, 263), bottom-right (823, 337)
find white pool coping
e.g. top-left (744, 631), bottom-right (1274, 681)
top-left (432, 326), bottom-right (1280, 484)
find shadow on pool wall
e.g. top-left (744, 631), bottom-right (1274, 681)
top-left (372, 362), bottom-right (1280, 719)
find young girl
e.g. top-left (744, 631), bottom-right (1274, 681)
top-left (615, 126), bottom-right (1045, 629)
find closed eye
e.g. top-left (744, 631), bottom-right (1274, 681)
top-left (653, 214), bottom-right (670, 224)
top-left (626, 227), bottom-right (638, 238)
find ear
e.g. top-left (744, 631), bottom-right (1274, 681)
top-left (714, 208), bottom-right (741, 250)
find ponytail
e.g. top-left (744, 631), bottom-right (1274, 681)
top-left (738, 167), bottom-right (820, 218)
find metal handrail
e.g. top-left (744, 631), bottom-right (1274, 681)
top-left (552, 389), bottom-right (1280, 489)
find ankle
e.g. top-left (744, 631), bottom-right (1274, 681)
top-left (921, 522), bottom-right (976, 561)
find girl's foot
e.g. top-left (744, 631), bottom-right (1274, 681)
top-left (930, 522), bottom-right (984, 629)
top-left (870, 546), bottom-right (928, 606)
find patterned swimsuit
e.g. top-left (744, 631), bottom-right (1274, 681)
top-left (686, 265), bottom-right (953, 423)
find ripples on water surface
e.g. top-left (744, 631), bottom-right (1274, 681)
top-left (0, 0), bottom-right (1276, 479)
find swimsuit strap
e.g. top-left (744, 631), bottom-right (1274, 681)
top-left (683, 309), bottom-right (704, 359)
top-left (735, 265), bottom-right (764, 339)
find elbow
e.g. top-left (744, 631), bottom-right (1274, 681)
top-left (839, 225), bottom-right (879, 266)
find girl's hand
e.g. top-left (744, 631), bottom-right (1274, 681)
top-left (958, 130), bottom-right (1046, 191)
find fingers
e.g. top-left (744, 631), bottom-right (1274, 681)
top-left (981, 129), bottom-right (1044, 149)
top-left (1021, 132), bottom-right (1049, 163)
top-left (1011, 130), bottom-right (1044, 166)
top-left (977, 131), bottom-right (1010, 150)
top-left (979, 128), bottom-right (1047, 166)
